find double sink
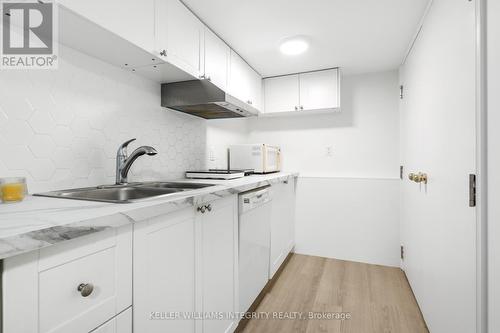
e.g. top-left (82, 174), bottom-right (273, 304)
top-left (34, 182), bottom-right (216, 204)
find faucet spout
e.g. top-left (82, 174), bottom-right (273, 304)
top-left (115, 139), bottom-right (157, 185)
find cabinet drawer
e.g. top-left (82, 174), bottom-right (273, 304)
top-left (3, 222), bottom-right (132, 333)
top-left (39, 246), bottom-right (117, 332)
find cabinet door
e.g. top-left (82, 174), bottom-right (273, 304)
top-left (156, 0), bottom-right (202, 78)
top-left (228, 51), bottom-right (262, 110)
top-left (91, 308), bottom-right (132, 333)
top-left (59, 0), bottom-right (155, 53)
top-left (299, 68), bottom-right (339, 111)
top-left (269, 179), bottom-right (296, 279)
top-left (204, 28), bottom-right (230, 91)
top-left (248, 67), bottom-right (263, 111)
top-left (3, 223), bottom-right (132, 333)
top-left (197, 196), bottom-right (238, 333)
top-left (228, 50), bottom-right (250, 103)
top-left (134, 207), bottom-right (196, 333)
top-left (263, 75), bottom-right (300, 113)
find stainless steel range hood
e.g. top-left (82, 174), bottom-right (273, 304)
top-left (161, 80), bottom-right (259, 119)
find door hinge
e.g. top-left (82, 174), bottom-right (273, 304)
top-left (400, 165), bottom-right (404, 180)
top-left (399, 85), bottom-right (404, 99)
top-left (469, 174), bottom-right (476, 207)
top-left (400, 245), bottom-right (404, 260)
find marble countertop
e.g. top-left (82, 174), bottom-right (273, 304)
top-left (0, 172), bottom-right (298, 260)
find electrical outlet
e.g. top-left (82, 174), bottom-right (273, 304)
top-left (208, 148), bottom-right (216, 162)
top-left (326, 146), bottom-right (334, 157)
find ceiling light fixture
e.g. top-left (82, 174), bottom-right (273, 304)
top-left (279, 37), bottom-right (309, 56)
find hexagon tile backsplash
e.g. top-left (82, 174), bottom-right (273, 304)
top-left (0, 45), bottom-right (206, 193)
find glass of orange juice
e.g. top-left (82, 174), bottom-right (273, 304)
top-left (0, 177), bottom-right (28, 203)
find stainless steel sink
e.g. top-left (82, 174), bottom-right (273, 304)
top-left (34, 182), bottom-right (216, 203)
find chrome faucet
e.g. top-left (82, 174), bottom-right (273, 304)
top-left (116, 138), bottom-right (157, 185)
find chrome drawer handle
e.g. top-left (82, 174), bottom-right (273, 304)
top-left (77, 283), bottom-right (94, 297)
top-left (197, 206), bottom-right (206, 213)
top-left (206, 204), bottom-right (212, 212)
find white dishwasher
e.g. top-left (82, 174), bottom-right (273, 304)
top-left (238, 186), bottom-right (272, 313)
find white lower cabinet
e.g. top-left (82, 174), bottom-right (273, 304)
top-left (133, 207), bottom-right (197, 333)
top-left (91, 308), bottom-right (132, 333)
top-left (199, 195), bottom-right (238, 333)
top-left (133, 195), bottom-right (238, 333)
top-left (269, 179), bottom-right (296, 279)
top-left (2, 223), bottom-right (133, 333)
top-left (1, 183), bottom-right (296, 333)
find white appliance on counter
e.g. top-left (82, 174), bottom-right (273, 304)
top-left (238, 186), bottom-right (272, 313)
top-left (229, 144), bottom-right (281, 174)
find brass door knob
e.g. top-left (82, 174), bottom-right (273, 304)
top-left (408, 172), bottom-right (428, 184)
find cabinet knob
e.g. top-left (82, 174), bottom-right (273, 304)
top-left (77, 283), bottom-right (94, 297)
top-left (159, 49), bottom-right (167, 57)
top-left (295, 106), bottom-right (298, 111)
top-left (199, 74), bottom-right (205, 79)
top-left (206, 76), bottom-right (211, 82)
top-left (247, 100), bottom-right (252, 105)
top-left (197, 206), bottom-right (206, 214)
top-left (206, 204), bottom-right (212, 212)
top-left (300, 105), bottom-right (304, 110)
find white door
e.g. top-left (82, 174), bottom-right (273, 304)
top-left (133, 208), bottom-right (196, 333)
top-left (157, 0), bottom-right (202, 77)
top-left (228, 50), bottom-right (250, 103)
top-left (203, 28), bottom-right (230, 91)
top-left (91, 308), bottom-right (132, 333)
top-left (269, 179), bottom-right (296, 279)
top-left (299, 69), bottom-right (339, 111)
top-left (59, 0), bottom-right (155, 53)
top-left (263, 75), bottom-right (300, 113)
top-left (400, 1), bottom-right (476, 332)
top-left (247, 67), bottom-right (263, 111)
top-left (198, 196), bottom-right (238, 333)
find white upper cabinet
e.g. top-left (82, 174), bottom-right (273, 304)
top-left (263, 68), bottom-right (340, 115)
top-left (264, 74), bottom-right (300, 113)
top-left (59, 0), bottom-right (155, 53)
top-left (228, 50), bottom-right (263, 111)
top-left (203, 28), bottom-right (230, 91)
top-left (299, 68), bottom-right (340, 111)
top-left (156, 0), bottom-right (202, 78)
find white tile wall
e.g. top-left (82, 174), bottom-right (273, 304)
top-left (0, 46), bottom-right (206, 193)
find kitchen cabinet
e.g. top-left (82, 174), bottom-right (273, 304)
top-left (133, 207), bottom-right (197, 333)
top-left (133, 195), bottom-right (238, 333)
top-left (59, 0), bottom-right (155, 53)
top-left (263, 75), bottom-right (300, 113)
top-left (2, 224), bottom-right (133, 333)
top-left (263, 68), bottom-right (340, 115)
top-left (228, 50), bottom-right (263, 111)
top-left (299, 69), bottom-right (340, 111)
top-left (156, 0), bottom-right (203, 78)
top-left (197, 196), bottom-right (238, 333)
top-left (269, 179), bottom-right (296, 279)
top-left (92, 308), bottom-right (132, 333)
top-left (203, 28), bottom-right (230, 91)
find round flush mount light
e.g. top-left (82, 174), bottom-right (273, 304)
top-left (279, 37), bottom-right (309, 56)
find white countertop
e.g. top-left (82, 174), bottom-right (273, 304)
top-left (0, 172), bottom-right (298, 259)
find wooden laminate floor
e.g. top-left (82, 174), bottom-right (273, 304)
top-left (242, 254), bottom-right (428, 333)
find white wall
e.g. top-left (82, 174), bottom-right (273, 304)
top-left (207, 71), bottom-right (401, 266)
top-left (0, 45), bottom-right (206, 193)
top-left (487, 0), bottom-right (500, 331)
